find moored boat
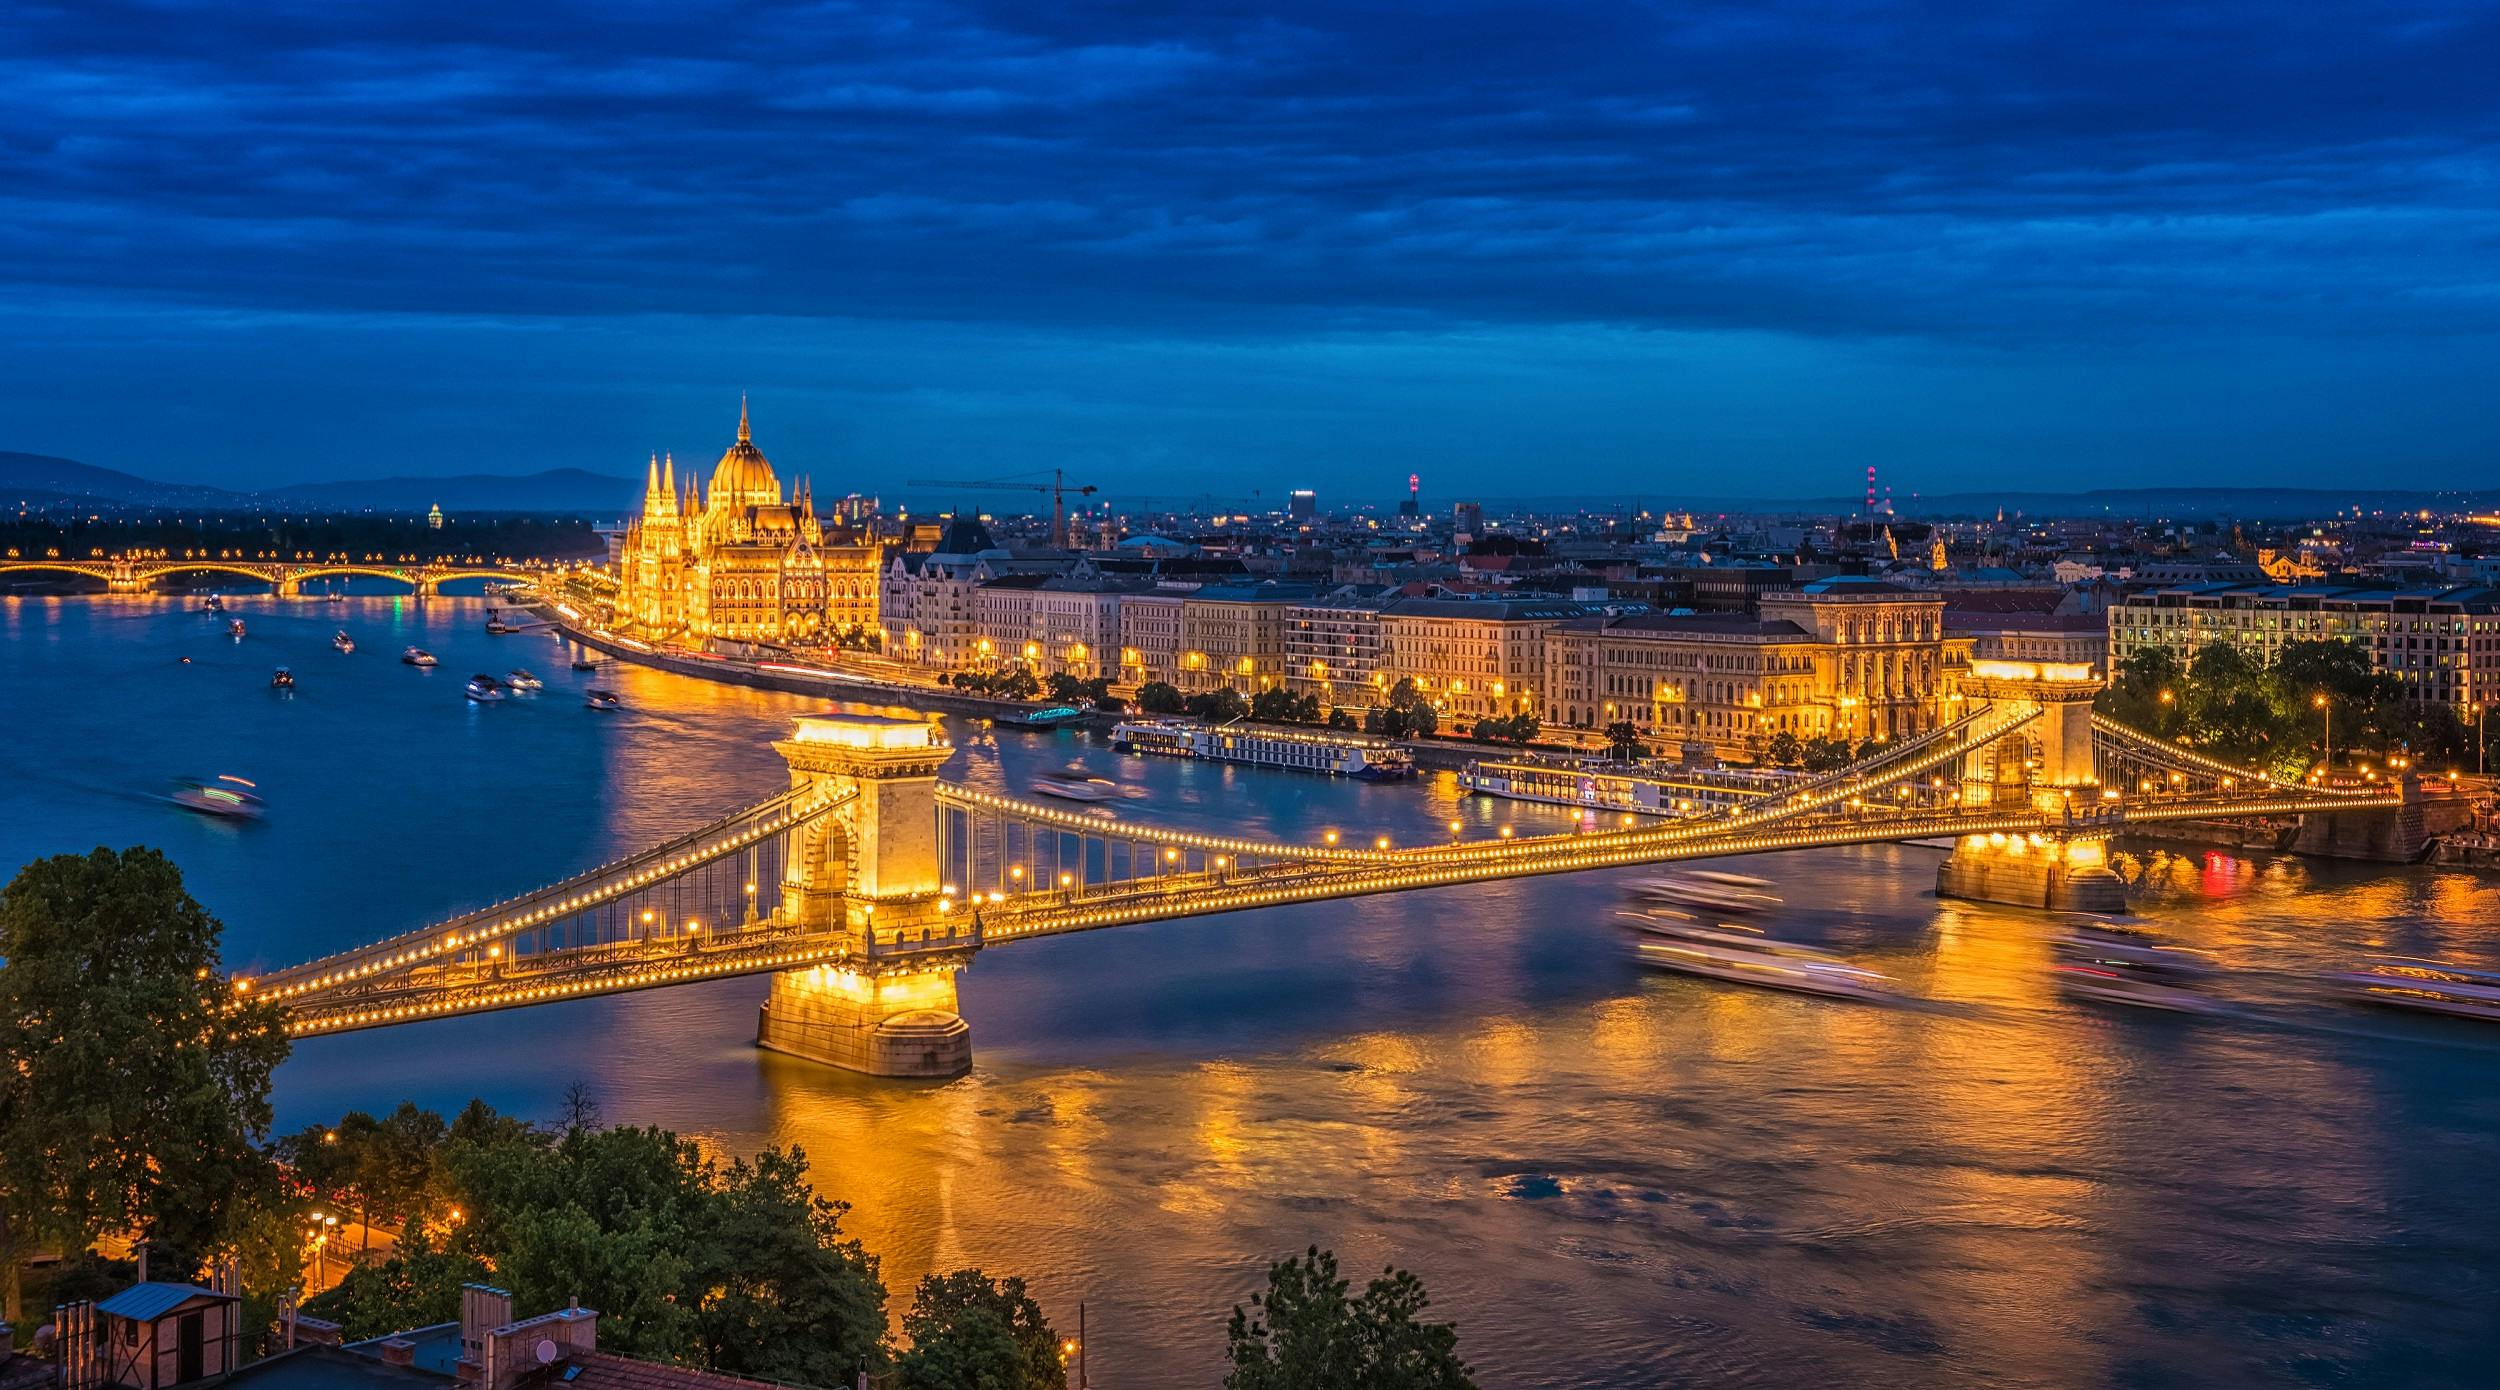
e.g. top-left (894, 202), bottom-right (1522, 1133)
top-left (1459, 755), bottom-right (1793, 817)
top-left (1111, 718), bottom-right (1413, 780)
top-left (997, 704), bottom-right (1088, 730)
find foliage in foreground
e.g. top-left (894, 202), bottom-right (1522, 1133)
top-left (1226, 1246), bottom-right (1475, 1390)
top-left (0, 847), bottom-right (294, 1323)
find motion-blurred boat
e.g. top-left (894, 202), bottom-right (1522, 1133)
top-left (402, 646), bottom-right (438, 667)
top-left (168, 774), bottom-right (264, 820)
top-left (1034, 768), bottom-right (1120, 802)
top-left (2327, 959), bottom-right (2500, 1023)
top-left (332, 630), bottom-right (356, 654)
top-left (2051, 925), bottom-right (2223, 1013)
top-left (465, 673), bottom-right (506, 702)
top-left (584, 688), bottom-right (622, 711)
top-left (505, 668), bottom-right (543, 690)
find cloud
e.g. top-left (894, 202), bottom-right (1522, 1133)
top-left (0, 0), bottom-right (2494, 489)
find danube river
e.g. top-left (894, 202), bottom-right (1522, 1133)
top-left (8, 595), bottom-right (2500, 1387)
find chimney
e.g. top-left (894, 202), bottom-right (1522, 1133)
top-left (379, 1340), bottom-right (417, 1368)
top-left (457, 1285), bottom-right (514, 1388)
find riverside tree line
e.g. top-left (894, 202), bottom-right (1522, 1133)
top-left (1, 846), bottom-right (1479, 1389)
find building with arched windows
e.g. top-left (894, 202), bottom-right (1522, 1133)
top-left (613, 401), bottom-right (880, 647)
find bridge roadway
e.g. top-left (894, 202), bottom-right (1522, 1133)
top-left (0, 558), bottom-right (528, 594)
top-left (270, 784), bottom-right (2394, 1037)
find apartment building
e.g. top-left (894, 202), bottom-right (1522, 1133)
top-left (2107, 582), bottom-right (2500, 713)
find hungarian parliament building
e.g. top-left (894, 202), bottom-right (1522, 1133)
top-left (612, 402), bottom-right (881, 646)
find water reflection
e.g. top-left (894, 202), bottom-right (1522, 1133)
top-left (8, 597), bottom-right (2500, 1385)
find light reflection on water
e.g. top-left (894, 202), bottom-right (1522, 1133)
top-left (7, 595), bottom-right (2500, 1387)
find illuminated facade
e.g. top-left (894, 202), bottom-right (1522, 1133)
top-left (615, 402), bottom-right (880, 646)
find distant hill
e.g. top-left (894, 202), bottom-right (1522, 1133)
top-left (265, 468), bottom-right (636, 514)
top-left (0, 450), bottom-right (249, 509)
top-left (0, 450), bottom-right (635, 515)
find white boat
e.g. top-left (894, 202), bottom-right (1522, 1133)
top-left (505, 668), bottom-right (543, 690)
top-left (1630, 929), bottom-right (1895, 1002)
top-left (402, 646), bottom-right (438, 667)
top-left (2327, 960), bottom-right (2500, 1022)
top-left (1459, 755), bottom-right (1792, 816)
top-left (465, 673), bottom-right (506, 702)
top-left (1111, 718), bottom-right (1413, 780)
top-left (1629, 871), bottom-right (1781, 916)
top-left (584, 688), bottom-right (622, 711)
top-left (332, 630), bottom-right (356, 654)
top-left (168, 774), bottom-right (264, 820)
top-left (2052, 927), bottom-right (2223, 1013)
top-left (1034, 768), bottom-right (1121, 802)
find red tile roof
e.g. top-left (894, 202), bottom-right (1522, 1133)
top-left (548, 1353), bottom-right (792, 1390)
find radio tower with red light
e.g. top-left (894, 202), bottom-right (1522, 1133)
top-left (1399, 471), bottom-right (1421, 518)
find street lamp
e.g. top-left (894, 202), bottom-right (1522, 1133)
top-left (2314, 691), bottom-right (2331, 774)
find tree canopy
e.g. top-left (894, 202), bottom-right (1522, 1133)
top-left (0, 847), bottom-right (292, 1321)
top-left (1225, 1247), bottom-right (1475, 1390)
top-left (2099, 637), bottom-right (2468, 777)
top-left (897, 1269), bottom-right (1067, 1390)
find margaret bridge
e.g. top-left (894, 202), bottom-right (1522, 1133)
top-left (0, 556), bottom-right (526, 596)
top-left (234, 661), bottom-right (2420, 1077)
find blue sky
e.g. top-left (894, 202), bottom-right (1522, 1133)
top-left (1, 0), bottom-right (2494, 500)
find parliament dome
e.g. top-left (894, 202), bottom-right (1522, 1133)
top-left (708, 397), bottom-right (781, 508)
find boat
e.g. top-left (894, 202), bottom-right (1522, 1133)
top-left (997, 704), bottom-right (1088, 730)
top-left (1110, 718), bottom-right (1415, 780)
top-left (332, 630), bottom-right (356, 654)
top-left (464, 673), bottom-right (506, 702)
top-left (485, 617), bottom-right (518, 635)
top-left (167, 774), bottom-right (264, 820)
top-left (505, 669), bottom-right (543, 691)
top-left (584, 688), bottom-right (622, 711)
top-left (402, 647), bottom-right (438, 667)
top-left (270, 667), bottom-right (295, 690)
top-left (2326, 959), bottom-right (2500, 1023)
top-left (324, 589), bottom-right (345, 603)
top-left (228, 618), bottom-right (247, 639)
top-left (1459, 755), bottom-right (1793, 816)
top-left (1628, 871), bottom-right (1781, 916)
top-left (1034, 767), bottom-right (1122, 802)
top-left (2051, 926), bottom-right (2224, 1013)
top-left (571, 656), bottom-right (599, 671)
top-left (1623, 911), bottom-right (1895, 1002)
top-left (201, 596), bottom-right (224, 614)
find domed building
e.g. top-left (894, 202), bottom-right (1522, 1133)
top-left (614, 400), bottom-right (881, 646)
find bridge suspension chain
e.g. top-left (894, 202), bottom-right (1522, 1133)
top-left (251, 784), bottom-right (850, 1005)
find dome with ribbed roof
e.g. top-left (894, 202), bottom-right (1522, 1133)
top-left (707, 397), bottom-right (782, 511)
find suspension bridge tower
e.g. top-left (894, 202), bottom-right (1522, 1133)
top-left (756, 712), bottom-right (978, 1077)
top-left (1937, 660), bottom-right (2126, 912)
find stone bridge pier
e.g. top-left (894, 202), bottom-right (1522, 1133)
top-left (755, 712), bottom-right (974, 1078)
top-left (1936, 665), bottom-right (2126, 913)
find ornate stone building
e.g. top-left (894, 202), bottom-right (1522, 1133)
top-left (614, 402), bottom-right (880, 646)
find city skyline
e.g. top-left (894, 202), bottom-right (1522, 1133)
top-left (2, 1), bottom-right (2495, 494)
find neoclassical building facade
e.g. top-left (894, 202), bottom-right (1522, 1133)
top-left (614, 402), bottom-right (880, 646)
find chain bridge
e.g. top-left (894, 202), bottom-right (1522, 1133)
top-left (0, 556), bottom-right (525, 596)
top-left (240, 664), bottom-right (2403, 1077)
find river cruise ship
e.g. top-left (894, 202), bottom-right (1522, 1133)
top-left (1111, 719), bottom-right (1415, 780)
top-left (1459, 756), bottom-right (1798, 817)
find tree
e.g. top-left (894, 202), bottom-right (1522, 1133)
top-left (1185, 688), bottom-right (1249, 723)
top-left (1225, 1247), bottom-right (1474, 1390)
top-left (305, 1233), bottom-right (490, 1340)
top-left (898, 1270), bottom-right (1066, 1390)
top-left (0, 847), bottom-right (292, 1321)
top-left (1765, 730), bottom-right (1803, 768)
top-left (1801, 736), bottom-right (1853, 772)
top-left (1604, 720), bottom-right (1645, 761)
top-left (695, 1148), bottom-right (889, 1387)
top-left (1327, 708), bottom-right (1357, 730)
top-left (1137, 681), bottom-right (1186, 714)
top-left (1251, 688), bottom-right (1322, 725)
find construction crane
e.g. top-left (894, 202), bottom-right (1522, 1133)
top-left (906, 469), bottom-right (1099, 548)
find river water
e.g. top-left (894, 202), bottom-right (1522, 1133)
top-left (7, 594), bottom-right (2500, 1388)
